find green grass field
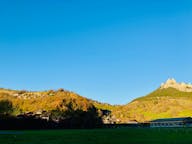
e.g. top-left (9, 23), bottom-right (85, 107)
top-left (1, 128), bottom-right (192, 144)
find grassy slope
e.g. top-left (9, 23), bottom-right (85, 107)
top-left (1, 128), bottom-right (192, 144)
top-left (112, 88), bottom-right (192, 122)
top-left (133, 87), bottom-right (192, 101)
top-left (91, 100), bottom-right (118, 111)
top-left (92, 87), bottom-right (192, 122)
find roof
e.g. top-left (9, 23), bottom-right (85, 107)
top-left (150, 117), bottom-right (192, 123)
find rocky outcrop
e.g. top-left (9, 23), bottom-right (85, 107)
top-left (160, 78), bottom-right (192, 92)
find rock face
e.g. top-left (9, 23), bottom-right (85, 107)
top-left (160, 78), bottom-right (192, 92)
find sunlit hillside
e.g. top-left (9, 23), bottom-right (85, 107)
top-left (0, 88), bottom-right (94, 115)
top-left (110, 88), bottom-right (192, 122)
top-left (1, 79), bottom-right (192, 123)
top-left (93, 79), bottom-right (192, 123)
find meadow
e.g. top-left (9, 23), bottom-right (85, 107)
top-left (1, 128), bottom-right (192, 144)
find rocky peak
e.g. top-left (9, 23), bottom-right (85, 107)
top-left (160, 78), bottom-right (192, 92)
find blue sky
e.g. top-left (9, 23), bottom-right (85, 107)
top-left (0, 0), bottom-right (192, 104)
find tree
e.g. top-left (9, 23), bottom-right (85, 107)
top-left (0, 100), bottom-right (13, 115)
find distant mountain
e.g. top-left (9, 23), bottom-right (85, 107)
top-left (109, 79), bottom-right (192, 123)
top-left (160, 78), bottom-right (192, 92)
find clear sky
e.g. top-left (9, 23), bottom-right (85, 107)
top-left (0, 0), bottom-right (192, 104)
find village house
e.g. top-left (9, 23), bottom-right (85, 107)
top-left (150, 117), bottom-right (192, 128)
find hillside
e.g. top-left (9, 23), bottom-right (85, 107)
top-left (1, 78), bottom-right (192, 124)
top-left (0, 88), bottom-right (95, 114)
top-left (110, 79), bottom-right (192, 123)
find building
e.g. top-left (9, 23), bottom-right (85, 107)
top-left (150, 117), bottom-right (192, 127)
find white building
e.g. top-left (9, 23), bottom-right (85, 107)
top-left (150, 117), bottom-right (192, 128)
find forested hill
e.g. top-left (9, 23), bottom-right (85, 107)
top-left (0, 88), bottom-right (104, 129)
top-left (0, 88), bottom-right (94, 114)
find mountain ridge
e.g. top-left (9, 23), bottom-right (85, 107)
top-left (160, 78), bottom-right (192, 92)
top-left (1, 78), bottom-right (192, 123)
top-left (113, 78), bottom-right (192, 122)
